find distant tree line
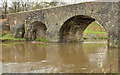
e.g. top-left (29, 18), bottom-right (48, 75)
top-left (0, 0), bottom-right (66, 18)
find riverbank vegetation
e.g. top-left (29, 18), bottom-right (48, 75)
top-left (0, 33), bottom-right (49, 42)
top-left (36, 38), bottom-right (49, 42)
top-left (83, 22), bottom-right (107, 40)
top-left (0, 33), bottom-right (26, 42)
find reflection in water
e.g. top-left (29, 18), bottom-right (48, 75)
top-left (88, 46), bottom-right (108, 72)
top-left (2, 41), bottom-right (118, 73)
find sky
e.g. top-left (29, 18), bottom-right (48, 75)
top-left (0, 0), bottom-right (119, 7)
top-left (0, 0), bottom-right (96, 4)
top-left (0, 0), bottom-right (96, 7)
top-left (1, 0), bottom-right (119, 4)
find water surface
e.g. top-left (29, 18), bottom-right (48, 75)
top-left (2, 40), bottom-right (118, 73)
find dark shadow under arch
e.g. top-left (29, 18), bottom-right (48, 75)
top-left (59, 15), bottom-right (95, 42)
top-left (28, 21), bottom-right (47, 41)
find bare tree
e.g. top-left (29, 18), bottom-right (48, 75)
top-left (17, 1), bottom-right (20, 12)
top-left (9, 1), bottom-right (18, 13)
top-left (1, 0), bottom-right (8, 15)
top-left (9, 0), bottom-right (32, 13)
top-left (20, 0), bottom-right (33, 11)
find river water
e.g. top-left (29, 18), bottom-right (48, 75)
top-left (1, 40), bottom-right (118, 73)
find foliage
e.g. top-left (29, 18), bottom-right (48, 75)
top-left (1, 0), bottom-right (8, 15)
top-left (1, 1), bottom-right (66, 14)
top-left (32, 2), bottom-right (66, 10)
top-left (49, 2), bottom-right (57, 6)
top-left (84, 31), bottom-right (106, 34)
top-left (83, 33), bottom-right (108, 39)
top-left (35, 38), bottom-right (49, 42)
top-left (0, 33), bottom-right (26, 41)
top-left (32, 2), bottom-right (45, 10)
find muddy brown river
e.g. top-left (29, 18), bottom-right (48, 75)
top-left (1, 40), bottom-right (118, 73)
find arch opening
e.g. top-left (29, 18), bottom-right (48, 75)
top-left (59, 15), bottom-right (96, 42)
top-left (83, 21), bottom-right (108, 40)
top-left (28, 21), bottom-right (47, 41)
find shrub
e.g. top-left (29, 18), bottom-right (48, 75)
top-left (36, 38), bottom-right (49, 42)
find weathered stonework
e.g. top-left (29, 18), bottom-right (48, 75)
top-left (59, 15), bottom-right (95, 42)
top-left (13, 22), bottom-right (25, 38)
top-left (0, 19), bottom-right (10, 35)
top-left (25, 21), bottom-right (47, 41)
top-left (6, 2), bottom-right (119, 47)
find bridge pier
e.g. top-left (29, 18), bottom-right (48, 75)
top-left (107, 29), bottom-right (118, 48)
top-left (108, 36), bottom-right (118, 48)
top-left (46, 30), bottom-right (60, 42)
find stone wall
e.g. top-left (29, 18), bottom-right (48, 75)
top-left (0, 19), bottom-right (10, 35)
top-left (7, 12), bottom-right (30, 38)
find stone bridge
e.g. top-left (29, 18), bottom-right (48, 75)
top-left (6, 2), bottom-right (119, 47)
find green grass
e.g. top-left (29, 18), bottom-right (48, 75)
top-left (0, 33), bottom-right (26, 41)
top-left (83, 22), bottom-right (108, 39)
top-left (84, 31), bottom-right (107, 34)
top-left (35, 38), bottom-right (49, 42)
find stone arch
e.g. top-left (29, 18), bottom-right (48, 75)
top-left (26, 21), bottom-right (47, 41)
top-left (59, 15), bottom-right (96, 42)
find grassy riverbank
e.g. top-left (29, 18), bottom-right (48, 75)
top-left (0, 33), bottom-right (26, 42)
top-left (83, 22), bottom-right (107, 39)
top-left (36, 38), bottom-right (49, 42)
top-left (0, 33), bottom-right (48, 42)
top-left (83, 31), bottom-right (107, 39)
